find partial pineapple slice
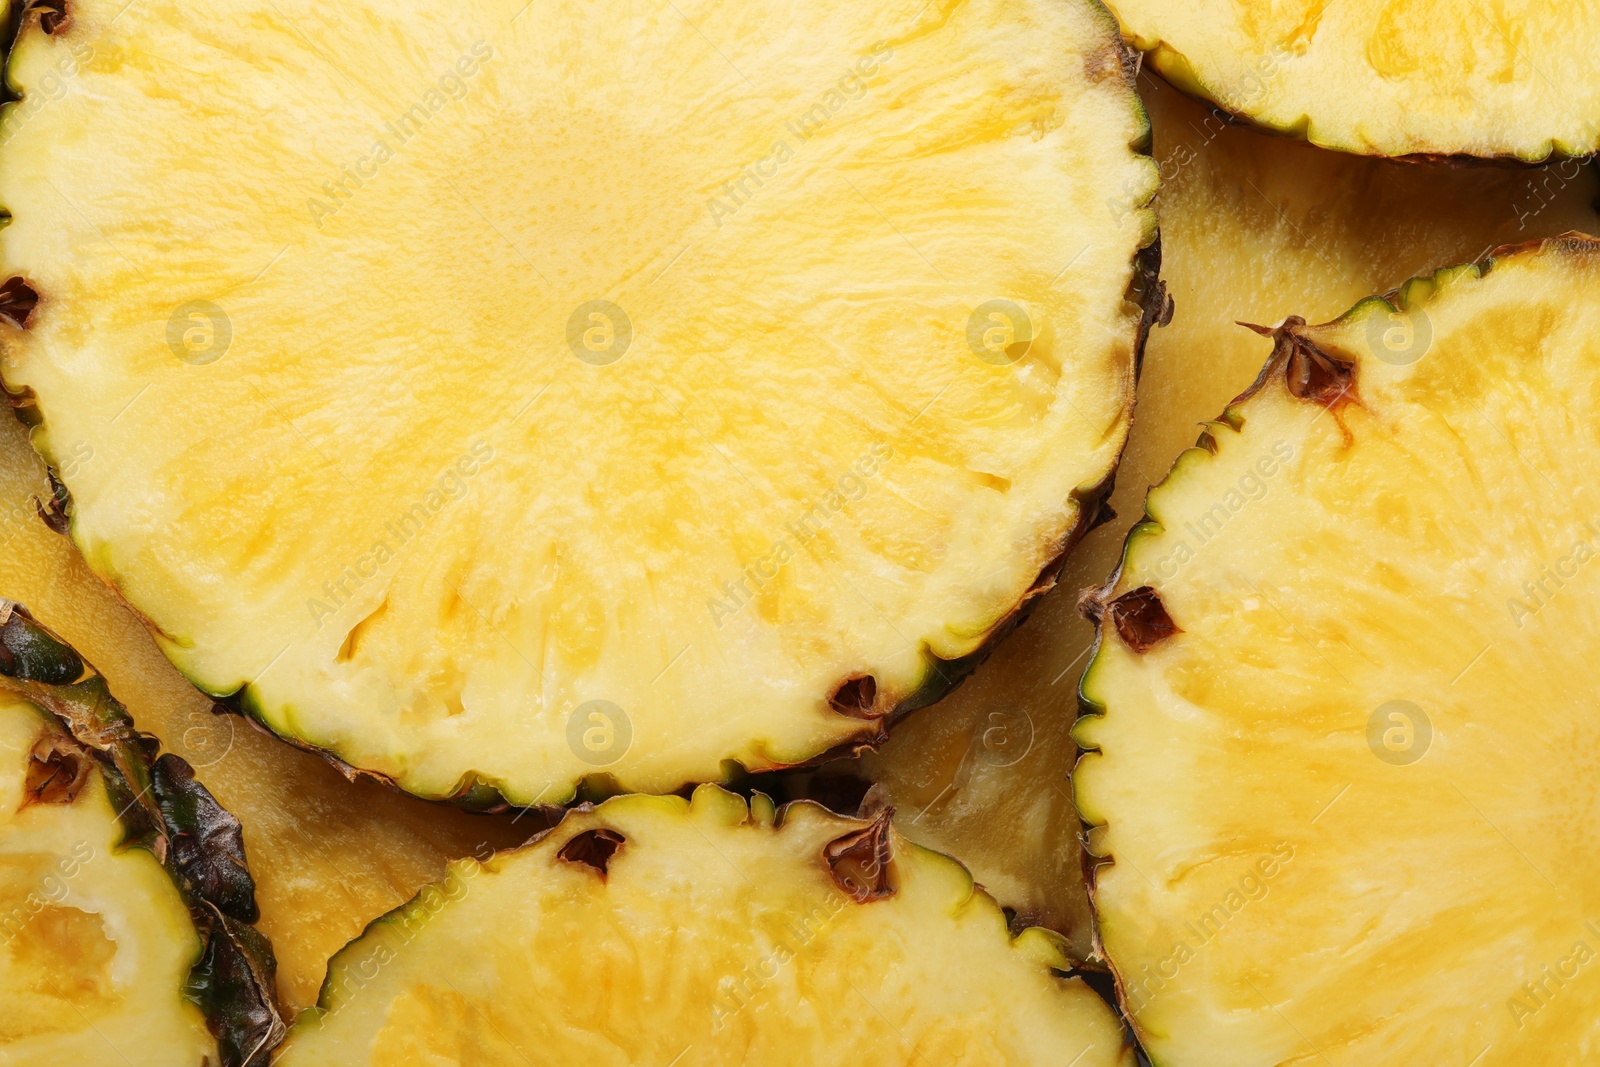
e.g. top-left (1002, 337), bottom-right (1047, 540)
top-left (782, 72), bottom-right (1600, 964)
top-left (1076, 234), bottom-right (1600, 1064)
top-left (0, 0), bottom-right (1156, 806)
top-left (0, 604), bottom-right (280, 1066)
top-left (275, 784), bottom-right (1133, 1066)
top-left (0, 414), bottom-right (534, 1014)
top-left (1107, 0), bottom-right (1600, 158)
top-left (1116, 73), bottom-right (1600, 556)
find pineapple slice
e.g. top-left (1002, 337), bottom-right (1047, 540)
top-left (1075, 233), bottom-right (1600, 1064)
top-left (0, 604), bottom-right (280, 1066)
top-left (275, 784), bottom-right (1134, 1066)
top-left (1106, 0), bottom-right (1600, 158)
top-left (0, 414), bottom-right (535, 1014)
top-left (0, 0), bottom-right (1156, 806)
top-left (1119, 75), bottom-right (1600, 520)
top-left (782, 72), bottom-right (1600, 964)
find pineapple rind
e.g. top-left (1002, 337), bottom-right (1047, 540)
top-left (0, 605), bottom-right (282, 1066)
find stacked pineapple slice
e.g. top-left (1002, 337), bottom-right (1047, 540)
top-left (1, 0), bottom-right (1151, 1060)
top-left (4, 0), bottom-right (1600, 1062)
top-left (0, 0), bottom-right (1155, 807)
top-left (277, 787), bottom-right (1133, 1067)
top-left (788, 71), bottom-right (1600, 968)
top-left (1079, 235), bottom-right (1600, 1065)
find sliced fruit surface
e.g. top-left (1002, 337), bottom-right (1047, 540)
top-left (1107, 0), bottom-right (1600, 158)
top-left (775, 599), bottom-right (1100, 958)
top-left (1075, 234), bottom-right (1600, 1064)
top-left (275, 784), bottom-right (1133, 1066)
top-left (1113, 73), bottom-right (1600, 552)
top-left (0, 0), bottom-right (1156, 805)
top-left (0, 415), bottom-right (534, 1014)
top-left (780, 71), bottom-right (1600, 966)
top-left (0, 603), bottom-right (279, 1066)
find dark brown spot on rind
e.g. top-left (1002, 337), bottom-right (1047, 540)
top-left (1240, 317), bottom-right (1358, 411)
top-left (1106, 586), bottom-right (1180, 653)
top-left (558, 828), bottom-right (625, 877)
top-left (1157, 289), bottom-right (1175, 327)
top-left (1085, 38), bottom-right (1138, 85)
top-left (1084, 494), bottom-right (1117, 533)
top-left (856, 782), bottom-right (893, 822)
top-left (1077, 584), bottom-right (1108, 627)
top-left (824, 808), bottom-right (894, 903)
top-left (22, 734), bottom-right (91, 806)
top-left (34, 492), bottom-right (68, 535)
top-left (0, 278), bottom-right (39, 328)
top-left (828, 675), bottom-right (880, 720)
top-left (1128, 239), bottom-right (1166, 379)
top-left (30, 0), bottom-right (69, 35)
top-left (1284, 341), bottom-right (1356, 409)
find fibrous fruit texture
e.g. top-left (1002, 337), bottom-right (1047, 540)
top-left (275, 785), bottom-right (1134, 1066)
top-left (0, 0), bottom-right (1156, 805)
top-left (0, 414), bottom-right (535, 1015)
top-left (780, 70), bottom-right (1600, 968)
top-left (1076, 234), bottom-right (1600, 1064)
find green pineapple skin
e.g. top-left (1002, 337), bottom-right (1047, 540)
top-left (0, 601), bottom-right (285, 1066)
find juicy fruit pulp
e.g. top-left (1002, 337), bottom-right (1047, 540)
top-left (276, 785), bottom-right (1134, 1066)
top-left (1115, 74), bottom-right (1600, 531)
top-left (1075, 235), bottom-right (1600, 1064)
top-left (786, 71), bottom-right (1600, 964)
top-left (0, 606), bottom-right (278, 1066)
top-left (0, 0), bottom-right (1156, 805)
top-left (0, 414), bottom-right (534, 1014)
top-left (0, 692), bottom-right (216, 1065)
top-left (1107, 0), bottom-right (1600, 158)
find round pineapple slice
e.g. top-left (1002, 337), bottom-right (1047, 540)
top-left (1075, 233), bottom-right (1600, 1064)
top-left (0, 0), bottom-right (1156, 806)
top-left (1107, 0), bottom-right (1600, 158)
top-left (0, 603), bottom-right (281, 1066)
top-left (274, 784), bottom-right (1133, 1066)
